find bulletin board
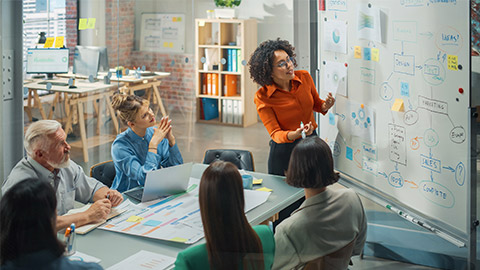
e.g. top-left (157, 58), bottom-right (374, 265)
top-left (318, 0), bottom-right (472, 240)
top-left (139, 13), bottom-right (185, 53)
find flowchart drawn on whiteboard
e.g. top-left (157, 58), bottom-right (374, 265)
top-left (319, 0), bottom-right (470, 237)
top-left (140, 13), bottom-right (185, 53)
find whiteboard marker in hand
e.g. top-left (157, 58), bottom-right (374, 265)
top-left (300, 121), bottom-right (306, 139)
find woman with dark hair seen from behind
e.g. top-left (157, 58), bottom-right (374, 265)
top-left (174, 161), bottom-right (275, 269)
top-left (110, 94), bottom-right (183, 192)
top-left (272, 137), bottom-right (367, 269)
top-left (0, 179), bottom-right (102, 269)
top-left (248, 38), bottom-right (335, 176)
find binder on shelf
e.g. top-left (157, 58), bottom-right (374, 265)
top-left (207, 73), bottom-right (212, 95)
top-left (226, 99), bottom-right (234, 124)
top-left (202, 98), bottom-right (219, 120)
top-left (232, 100), bottom-right (240, 125)
top-left (227, 49), bottom-right (233, 72)
top-left (202, 74), bottom-right (207, 94)
top-left (232, 49), bottom-right (237, 72)
top-left (224, 74), bottom-right (238, 96)
top-left (212, 73), bottom-right (218, 96)
top-left (237, 49), bottom-right (242, 72)
top-left (222, 100), bottom-right (227, 123)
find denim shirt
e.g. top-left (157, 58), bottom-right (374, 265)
top-left (111, 127), bottom-right (183, 192)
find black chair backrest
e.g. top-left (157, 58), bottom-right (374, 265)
top-left (90, 160), bottom-right (116, 188)
top-left (203, 149), bottom-right (255, 171)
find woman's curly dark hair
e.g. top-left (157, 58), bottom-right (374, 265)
top-left (248, 38), bottom-right (297, 86)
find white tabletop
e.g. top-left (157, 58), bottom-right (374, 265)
top-left (76, 163), bottom-right (303, 267)
top-left (98, 71), bottom-right (171, 83)
top-left (24, 78), bottom-right (118, 94)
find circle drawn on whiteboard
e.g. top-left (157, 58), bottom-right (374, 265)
top-left (423, 128), bottom-right (439, 148)
top-left (455, 162), bottom-right (465, 186)
top-left (358, 108), bottom-right (365, 120)
top-left (332, 29), bottom-right (340, 44)
top-left (242, 60), bottom-right (247, 66)
top-left (330, 141), bottom-right (341, 157)
top-left (422, 58), bottom-right (445, 86)
top-left (355, 119), bottom-right (360, 125)
top-left (200, 57), bottom-right (206, 64)
top-left (221, 58), bottom-right (227, 65)
top-left (379, 82), bottom-right (393, 101)
top-left (367, 117), bottom-right (371, 124)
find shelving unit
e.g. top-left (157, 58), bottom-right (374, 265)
top-left (195, 18), bottom-right (258, 127)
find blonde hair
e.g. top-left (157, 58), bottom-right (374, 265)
top-left (24, 120), bottom-right (62, 157)
top-left (111, 94), bottom-right (149, 124)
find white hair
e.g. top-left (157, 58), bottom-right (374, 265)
top-left (24, 120), bottom-right (62, 157)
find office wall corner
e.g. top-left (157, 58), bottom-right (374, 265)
top-left (2, 0), bottom-right (24, 181)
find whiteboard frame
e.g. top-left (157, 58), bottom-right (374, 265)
top-left (311, 1), bottom-right (477, 268)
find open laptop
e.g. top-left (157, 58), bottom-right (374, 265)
top-left (124, 163), bottom-right (193, 202)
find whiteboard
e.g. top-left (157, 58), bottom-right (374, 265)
top-left (318, 0), bottom-right (471, 236)
top-left (139, 13), bottom-right (185, 53)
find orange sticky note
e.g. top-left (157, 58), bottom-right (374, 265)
top-left (44, 37), bottom-right (55, 48)
top-left (54, 36), bottom-right (65, 48)
top-left (361, 104), bottom-right (365, 109)
top-left (78, 18), bottom-right (88, 30)
top-left (447, 55), bottom-right (458, 71)
top-left (87, 18), bottom-right (96, 29)
top-left (172, 17), bottom-right (177, 22)
top-left (391, 99), bottom-right (405, 112)
top-left (371, 48), bottom-right (380, 62)
top-left (354, 46), bottom-right (362, 59)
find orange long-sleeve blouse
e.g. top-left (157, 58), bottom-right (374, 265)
top-left (254, 70), bottom-right (326, 144)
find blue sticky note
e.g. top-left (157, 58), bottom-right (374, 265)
top-left (400, 82), bottom-right (410, 97)
top-left (363, 48), bottom-right (371, 61)
top-left (329, 113), bottom-right (335, 125)
top-left (143, 220), bottom-right (162, 227)
top-left (346, 146), bottom-right (353, 160)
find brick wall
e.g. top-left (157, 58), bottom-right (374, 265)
top-left (65, 0), bottom-right (77, 64)
top-left (104, 0), bottom-right (195, 112)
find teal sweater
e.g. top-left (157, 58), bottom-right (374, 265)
top-left (174, 225), bottom-right (275, 269)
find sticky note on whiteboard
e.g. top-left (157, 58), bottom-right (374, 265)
top-left (448, 55), bottom-right (458, 71)
top-left (371, 48), bottom-right (380, 62)
top-left (391, 98), bottom-right (405, 112)
top-left (346, 146), bottom-right (353, 160)
top-left (354, 46), bottom-right (362, 58)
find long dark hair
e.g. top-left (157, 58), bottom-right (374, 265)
top-left (286, 136), bottom-right (339, 188)
top-left (199, 161), bottom-right (264, 269)
top-left (0, 179), bottom-right (65, 264)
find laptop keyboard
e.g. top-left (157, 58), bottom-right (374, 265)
top-left (124, 188), bottom-right (144, 202)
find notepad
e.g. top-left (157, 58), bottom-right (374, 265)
top-left (64, 203), bottom-right (127, 234)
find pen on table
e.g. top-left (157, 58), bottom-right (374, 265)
top-left (300, 121), bottom-right (306, 139)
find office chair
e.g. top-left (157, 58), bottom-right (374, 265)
top-left (202, 149), bottom-right (255, 171)
top-left (303, 238), bottom-right (356, 270)
top-left (90, 160), bottom-right (116, 188)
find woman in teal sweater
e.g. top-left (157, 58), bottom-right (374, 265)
top-left (175, 161), bottom-right (275, 269)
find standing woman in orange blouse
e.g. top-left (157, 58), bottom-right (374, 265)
top-left (248, 38), bottom-right (335, 176)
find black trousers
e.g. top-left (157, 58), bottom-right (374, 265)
top-left (268, 131), bottom-right (317, 229)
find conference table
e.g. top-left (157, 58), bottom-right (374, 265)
top-left (76, 163), bottom-right (304, 268)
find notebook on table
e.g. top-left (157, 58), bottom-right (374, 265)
top-left (124, 163), bottom-right (193, 203)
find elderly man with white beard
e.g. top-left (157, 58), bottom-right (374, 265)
top-left (2, 120), bottom-right (123, 231)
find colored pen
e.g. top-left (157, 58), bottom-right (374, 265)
top-left (300, 121), bottom-right (306, 139)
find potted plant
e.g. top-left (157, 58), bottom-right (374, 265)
top-left (214, 0), bottom-right (241, 19)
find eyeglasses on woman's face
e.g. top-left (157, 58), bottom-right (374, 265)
top-left (276, 56), bottom-right (294, 68)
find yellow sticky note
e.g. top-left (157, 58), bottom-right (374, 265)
top-left (54, 36), bottom-right (65, 48)
top-left (78, 18), bottom-right (88, 30)
top-left (177, 17), bottom-right (182, 22)
top-left (256, 187), bottom-right (272, 192)
top-left (170, 237), bottom-right (188, 243)
top-left (199, 20), bottom-right (205, 27)
top-left (87, 18), bottom-right (96, 29)
top-left (391, 98), bottom-right (405, 112)
top-left (168, 42), bottom-right (174, 48)
top-left (253, 178), bottom-right (263, 185)
top-left (371, 48), bottom-right (380, 62)
top-left (354, 46), bottom-right (362, 59)
top-left (163, 42), bottom-right (169, 48)
top-left (44, 37), bottom-right (55, 48)
top-left (448, 55), bottom-right (458, 71)
top-left (126, 216), bottom-right (144, 222)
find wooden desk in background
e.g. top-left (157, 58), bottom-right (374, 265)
top-left (98, 71), bottom-right (171, 117)
top-left (24, 79), bottom-right (121, 162)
